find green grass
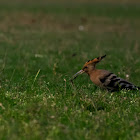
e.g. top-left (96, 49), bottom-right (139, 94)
top-left (0, 1), bottom-right (140, 140)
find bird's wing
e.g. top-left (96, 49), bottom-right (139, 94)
top-left (99, 72), bottom-right (138, 92)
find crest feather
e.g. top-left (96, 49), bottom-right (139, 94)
top-left (83, 55), bottom-right (106, 67)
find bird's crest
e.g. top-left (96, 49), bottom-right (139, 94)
top-left (83, 55), bottom-right (106, 67)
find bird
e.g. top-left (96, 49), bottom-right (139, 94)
top-left (70, 55), bottom-right (140, 92)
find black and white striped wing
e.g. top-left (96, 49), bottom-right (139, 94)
top-left (100, 72), bottom-right (139, 92)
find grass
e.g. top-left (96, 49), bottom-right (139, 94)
top-left (0, 1), bottom-right (140, 140)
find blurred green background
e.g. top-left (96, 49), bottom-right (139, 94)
top-left (0, 0), bottom-right (140, 140)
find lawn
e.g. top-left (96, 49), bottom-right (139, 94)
top-left (0, 0), bottom-right (140, 140)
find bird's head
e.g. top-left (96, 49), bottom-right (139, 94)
top-left (71, 55), bottom-right (106, 81)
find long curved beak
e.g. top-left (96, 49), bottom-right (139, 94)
top-left (70, 70), bottom-right (84, 81)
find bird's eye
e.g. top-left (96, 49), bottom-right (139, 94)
top-left (84, 66), bottom-right (88, 69)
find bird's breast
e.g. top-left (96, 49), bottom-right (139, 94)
top-left (89, 70), bottom-right (103, 87)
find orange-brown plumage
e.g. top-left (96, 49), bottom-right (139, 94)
top-left (71, 55), bottom-right (140, 92)
top-left (89, 69), bottom-right (109, 87)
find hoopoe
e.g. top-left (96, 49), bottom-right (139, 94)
top-left (71, 55), bottom-right (140, 92)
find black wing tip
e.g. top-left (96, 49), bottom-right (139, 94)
top-left (101, 54), bottom-right (106, 59)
